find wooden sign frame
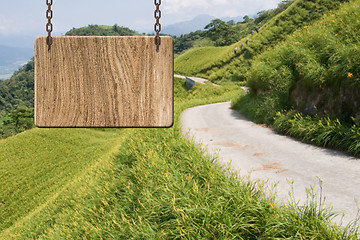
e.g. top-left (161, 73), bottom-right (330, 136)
top-left (35, 36), bottom-right (174, 128)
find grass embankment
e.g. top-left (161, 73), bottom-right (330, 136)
top-left (175, 0), bottom-right (347, 82)
top-left (174, 46), bottom-right (234, 77)
top-left (234, 0), bottom-right (360, 157)
top-left (0, 128), bottom-right (123, 234)
top-left (1, 78), bottom-right (358, 239)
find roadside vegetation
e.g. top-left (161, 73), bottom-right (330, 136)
top-left (1, 79), bottom-right (358, 239)
top-left (173, 0), bottom-right (360, 158)
top-left (233, 0), bottom-right (360, 157)
top-left (2, 1), bottom-right (360, 236)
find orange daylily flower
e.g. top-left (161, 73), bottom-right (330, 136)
top-left (348, 73), bottom-right (353, 78)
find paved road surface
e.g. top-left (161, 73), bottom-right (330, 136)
top-left (174, 74), bottom-right (219, 86)
top-left (181, 101), bottom-right (360, 226)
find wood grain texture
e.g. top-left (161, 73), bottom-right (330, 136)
top-left (35, 36), bottom-right (173, 127)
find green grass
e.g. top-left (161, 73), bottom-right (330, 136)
top-left (0, 78), bottom-right (358, 239)
top-left (174, 0), bottom-right (346, 82)
top-left (232, 0), bottom-right (360, 157)
top-left (174, 46), bottom-right (234, 77)
top-left (246, 0), bottom-right (360, 95)
top-left (273, 111), bottom-right (360, 157)
top-left (232, 91), bottom-right (292, 125)
top-left (0, 128), bottom-right (123, 233)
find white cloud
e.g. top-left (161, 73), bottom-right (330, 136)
top-left (163, 0), bottom-right (282, 23)
top-left (212, 0), bottom-right (229, 5)
top-left (0, 16), bottom-right (9, 33)
top-left (0, 0), bottom-right (284, 37)
top-left (164, 0), bottom-right (209, 14)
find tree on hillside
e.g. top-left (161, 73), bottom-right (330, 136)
top-left (255, 10), bottom-right (275, 24)
top-left (66, 24), bottom-right (139, 36)
top-left (1, 106), bottom-right (34, 138)
top-left (205, 19), bottom-right (237, 46)
top-left (227, 20), bottom-right (235, 25)
top-left (242, 15), bottom-right (252, 23)
top-left (0, 60), bottom-right (34, 118)
top-left (275, 0), bottom-right (296, 14)
top-left (173, 30), bottom-right (209, 54)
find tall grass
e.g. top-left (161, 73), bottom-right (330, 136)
top-left (0, 128), bottom-right (123, 232)
top-left (247, 0), bottom-right (360, 95)
top-left (232, 0), bottom-right (360, 157)
top-left (174, 46), bottom-right (234, 77)
top-left (174, 0), bottom-right (346, 82)
top-left (1, 78), bottom-right (358, 239)
top-left (273, 111), bottom-right (360, 157)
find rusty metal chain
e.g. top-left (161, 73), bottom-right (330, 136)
top-left (154, 0), bottom-right (161, 52)
top-left (46, 0), bottom-right (53, 51)
top-left (45, 1), bottom-right (161, 52)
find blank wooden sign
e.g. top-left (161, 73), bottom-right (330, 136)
top-left (35, 36), bottom-right (173, 127)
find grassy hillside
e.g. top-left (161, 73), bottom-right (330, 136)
top-left (175, 0), bottom-right (347, 81)
top-left (0, 128), bottom-right (123, 233)
top-left (174, 46), bottom-right (233, 76)
top-left (172, 2), bottom-right (295, 56)
top-left (1, 15), bottom-right (359, 238)
top-left (0, 79), bottom-right (358, 238)
top-left (233, 0), bottom-right (360, 156)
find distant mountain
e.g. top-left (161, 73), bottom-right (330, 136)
top-left (0, 34), bottom-right (36, 49)
top-left (0, 45), bottom-right (33, 80)
top-left (0, 45), bottom-right (34, 79)
top-left (162, 14), bottom-right (245, 36)
top-left (162, 14), bottom-right (215, 36)
top-left (0, 45), bottom-right (33, 66)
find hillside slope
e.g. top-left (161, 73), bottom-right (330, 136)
top-left (1, 21), bottom-right (358, 238)
top-left (1, 79), bottom-right (356, 238)
top-left (233, 0), bottom-right (360, 157)
top-left (0, 128), bottom-right (123, 233)
top-left (174, 0), bottom-right (347, 82)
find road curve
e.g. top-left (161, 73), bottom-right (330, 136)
top-left (181, 101), bottom-right (360, 226)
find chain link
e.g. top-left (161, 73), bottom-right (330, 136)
top-left (154, 0), bottom-right (161, 52)
top-left (45, 0), bottom-right (160, 52)
top-left (46, 0), bottom-right (53, 51)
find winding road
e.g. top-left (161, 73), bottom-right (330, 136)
top-left (181, 101), bottom-right (360, 226)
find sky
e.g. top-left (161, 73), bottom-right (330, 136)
top-left (0, 0), bottom-right (282, 44)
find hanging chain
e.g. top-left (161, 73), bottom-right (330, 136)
top-left (45, 1), bottom-right (160, 52)
top-left (154, 0), bottom-right (161, 52)
top-left (46, 0), bottom-right (53, 51)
